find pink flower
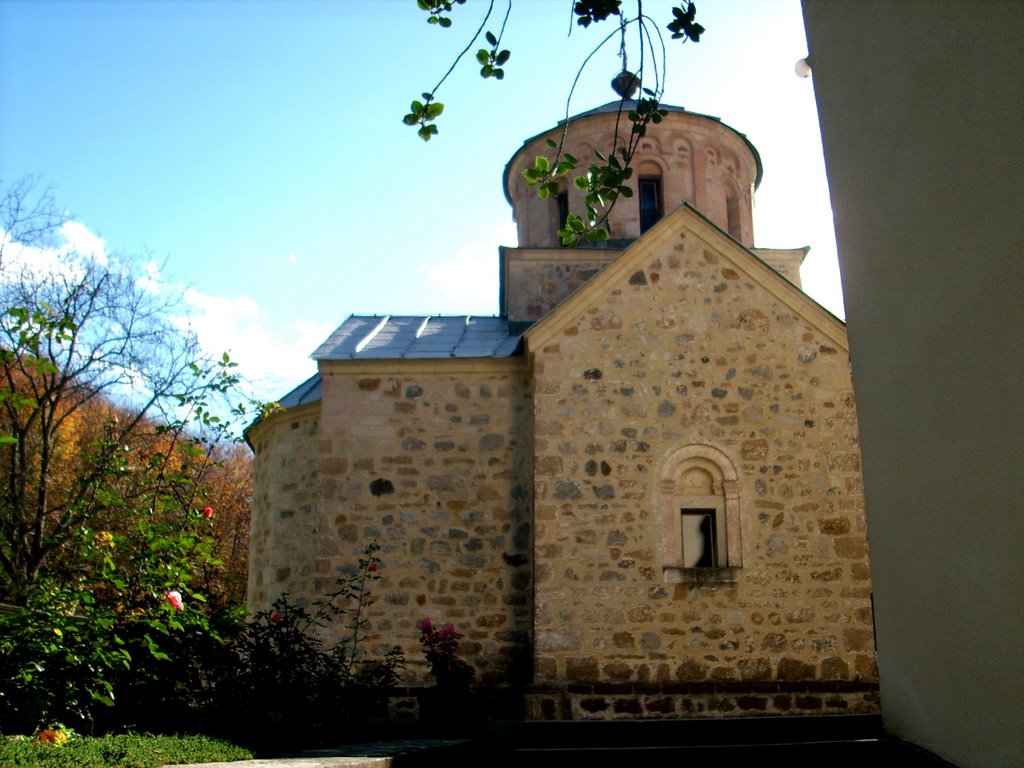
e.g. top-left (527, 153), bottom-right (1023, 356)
top-left (202, 506), bottom-right (213, 518)
top-left (367, 561), bottom-right (378, 572)
top-left (270, 611), bottom-right (282, 624)
top-left (417, 617), bottom-right (432, 632)
top-left (165, 590), bottom-right (184, 611)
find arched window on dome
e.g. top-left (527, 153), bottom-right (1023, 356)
top-left (636, 158), bottom-right (666, 234)
top-left (556, 189), bottom-right (569, 232)
top-left (657, 444), bottom-right (742, 583)
top-left (639, 176), bottom-right (662, 233)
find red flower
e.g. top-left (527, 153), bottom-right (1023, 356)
top-left (165, 590), bottom-right (184, 611)
top-left (202, 506), bottom-right (213, 518)
top-left (270, 611), bottom-right (282, 624)
top-left (367, 561), bottom-right (378, 572)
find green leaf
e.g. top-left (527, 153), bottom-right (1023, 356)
top-left (485, 31), bottom-right (497, 46)
top-left (425, 101), bottom-right (444, 118)
top-left (476, 49), bottom-right (489, 65)
top-left (496, 49), bottom-right (511, 65)
top-left (545, 138), bottom-right (558, 148)
top-left (481, 64), bottom-right (493, 77)
top-left (534, 156), bottom-right (550, 171)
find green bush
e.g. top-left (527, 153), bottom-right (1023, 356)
top-left (0, 732), bottom-right (253, 768)
top-left (0, 507), bottom-right (236, 734)
top-left (211, 543), bottom-right (405, 751)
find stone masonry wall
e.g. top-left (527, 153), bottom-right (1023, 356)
top-left (248, 404), bottom-right (321, 609)
top-left (528, 222), bottom-right (876, 700)
top-left (502, 247), bottom-right (619, 322)
top-left (259, 362), bottom-right (535, 688)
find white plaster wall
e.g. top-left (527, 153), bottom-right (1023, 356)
top-left (802, 2), bottom-right (1024, 766)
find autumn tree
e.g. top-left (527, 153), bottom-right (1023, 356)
top-left (0, 178), bottom-right (262, 731)
top-left (198, 442), bottom-right (253, 610)
top-left (0, 179), bottom-right (248, 604)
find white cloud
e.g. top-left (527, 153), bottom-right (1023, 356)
top-left (180, 287), bottom-right (331, 402)
top-left (59, 221), bottom-right (108, 264)
top-left (0, 220), bottom-right (108, 282)
top-left (419, 221), bottom-right (515, 313)
top-left (136, 259), bottom-right (165, 294)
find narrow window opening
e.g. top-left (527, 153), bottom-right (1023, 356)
top-left (681, 509), bottom-right (718, 567)
top-left (726, 193), bottom-right (741, 239)
top-left (639, 177), bottom-right (662, 233)
top-left (556, 190), bottom-right (569, 230)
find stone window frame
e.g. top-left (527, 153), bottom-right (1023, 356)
top-left (657, 443), bottom-right (742, 584)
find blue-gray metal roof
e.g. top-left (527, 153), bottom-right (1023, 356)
top-left (312, 315), bottom-right (530, 360)
top-left (277, 373), bottom-right (323, 409)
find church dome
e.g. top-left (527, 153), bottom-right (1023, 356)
top-left (504, 101), bottom-right (762, 248)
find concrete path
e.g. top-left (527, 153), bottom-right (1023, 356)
top-left (171, 759), bottom-right (390, 768)
top-left (169, 738), bottom-right (475, 768)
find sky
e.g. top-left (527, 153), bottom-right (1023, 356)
top-left (0, 0), bottom-right (841, 406)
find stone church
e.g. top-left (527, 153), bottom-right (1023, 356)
top-left (247, 98), bottom-right (878, 719)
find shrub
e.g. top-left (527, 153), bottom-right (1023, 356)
top-left (0, 506), bottom-right (232, 734)
top-left (417, 617), bottom-right (474, 689)
top-left (0, 732), bottom-right (253, 768)
top-left (210, 543), bottom-right (404, 750)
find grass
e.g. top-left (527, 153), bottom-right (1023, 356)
top-left (0, 732), bottom-right (254, 768)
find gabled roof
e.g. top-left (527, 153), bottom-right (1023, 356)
top-left (312, 315), bottom-right (530, 360)
top-left (524, 202), bottom-right (847, 351)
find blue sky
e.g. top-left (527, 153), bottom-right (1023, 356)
top-left (0, 0), bottom-right (840, 404)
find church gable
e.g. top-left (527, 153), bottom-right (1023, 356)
top-left (527, 203), bottom-right (846, 353)
top-left (525, 205), bottom-right (872, 702)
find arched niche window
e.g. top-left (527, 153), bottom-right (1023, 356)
top-left (657, 444), bottom-right (742, 583)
